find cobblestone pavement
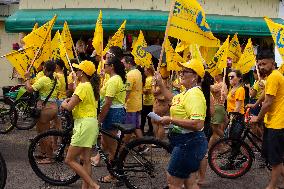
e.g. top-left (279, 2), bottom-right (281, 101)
top-left (0, 128), bottom-right (271, 189)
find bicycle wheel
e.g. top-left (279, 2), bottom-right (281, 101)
top-left (28, 130), bottom-right (80, 186)
top-left (12, 100), bottom-right (37, 130)
top-left (208, 138), bottom-right (253, 179)
top-left (118, 138), bottom-right (172, 189)
top-left (0, 152), bottom-right (7, 189)
top-left (0, 103), bottom-right (16, 134)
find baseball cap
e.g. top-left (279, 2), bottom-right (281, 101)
top-left (179, 59), bottom-right (205, 78)
top-left (72, 60), bottom-right (96, 76)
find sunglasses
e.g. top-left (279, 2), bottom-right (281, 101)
top-left (103, 51), bottom-right (115, 60)
top-left (228, 75), bottom-right (235, 80)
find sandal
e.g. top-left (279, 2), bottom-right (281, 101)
top-left (97, 175), bottom-right (115, 183)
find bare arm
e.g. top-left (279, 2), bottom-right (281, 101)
top-left (249, 88), bottom-right (257, 99)
top-left (61, 96), bottom-right (81, 111)
top-left (256, 94), bottom-right (275, 121)
top-left (98, 96), bottom-right (113, 123)
top-left (159, 116), bottom-right (204, 131)
top-left (234, 100), bottom-right (242, 113)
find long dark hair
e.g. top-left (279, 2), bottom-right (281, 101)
top-left (108, 46), bottom-right (123, 60)
top-left (87, 73), bottom-right (100, 101)
top-left (44, 60), bottom-right (56, 80)
top-left (107, 57), bottom-right (127, 83)
top-left (55, 59), bottom-right (68, 90)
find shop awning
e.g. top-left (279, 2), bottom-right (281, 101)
top-left (5, 8), bottom-right (284, 36)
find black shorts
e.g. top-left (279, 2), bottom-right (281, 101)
top-left (262, 127), bottom-right (284, 165)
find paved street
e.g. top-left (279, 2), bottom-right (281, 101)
top-left (1, 128), bottom-right (271, 189)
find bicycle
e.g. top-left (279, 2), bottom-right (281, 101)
top-left (0, 152), bottom-right (7, 189)
top-left (28, 111), bottom-right (172, 188)
top-left (0, 96), bottom-right (17, 134)
top-left (208, 108), bottom-right (270, 179)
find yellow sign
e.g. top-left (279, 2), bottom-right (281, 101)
top-left (228, 33), bottom-right (242, 68)
top-left (92, 10), bottom-right (103, 56)
top-left (61, 21), bottom-right (75, 60)
top-left (237, 38), bottom-right (256, 74)
top-left (165, 38), bottom-right (184, 71)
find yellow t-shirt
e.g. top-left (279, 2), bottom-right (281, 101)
top-left (31, 71), bottom-right (44, 84)
top-left (264, 70), bottom-right (284, 129)
top-left (170, 87), bottom-right (206, 132)
top-left (72, 82), bottom-right (98, 119)
top-left (32, 76), bottom-right (61, 100)
top-left (143, 76), bottom-right (154, 106)
top-left (227, 86), bottom-right (245, 114)
top-left (125, 69), bottom-right (143, 112)
top-left (252, 80), bottom-right (265, 100)
top-left (100, 75), bottom-right (126, 106)
top-left (56, 73), bottom-right (67, 100)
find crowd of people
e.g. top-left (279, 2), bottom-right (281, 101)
top-left (19, 38), bottom-right (284, 189)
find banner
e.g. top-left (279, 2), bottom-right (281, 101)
top-left (61, 21), bottom-right (75, 60)
top-left (92, 10), bottom-right (103, 56)
top-left (103, 20), bottom-right (126, 56)
top-left (207, 36), bottom-right (230, 77)
top-left (264, 17), bottom-right (284, 62)
top-left (228, 33), bottom-right (242, 68)
top-left (4, 46), bottom-right (37, 79)
top-left (51, 31), bottom-right (70, 69)
top-left (237, 38), bottom-right (256, 74)
top-left (131, 30), bottom-right (152, 68)
top-left (168, 0), bottom-right (220, 47)
top-left (165, 38), bottom-right (184, 71)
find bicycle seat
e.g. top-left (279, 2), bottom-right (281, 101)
top-left (112, 123), bottom-right (136, 134)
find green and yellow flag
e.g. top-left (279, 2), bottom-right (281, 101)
top-left (228, 33), bottom-right (242, 68)
top-left (165, 38), bottom-right (184, 71)
top-left (237, 38), bottom-right (256, 74)
top-left (61, 21), bottom-right (75, 60)
top-left (92, 10), bottom-right (103, 56)
top-left (103, 20), bottom-right (126, 56)
top-left (168, 0), bottom-right (220, 47)
top-left (4, 46), bottom-right (37, 79)
top-left (131, 31), bottom-right (152, 68)
top-left (51, 30), bottom-right (70, 69)
top-left (207, 36), bottom-right (230, 77)
top-left (264, 17), bottom-right (284, 62)
top-left (23, 16), bottom-right (56, 68)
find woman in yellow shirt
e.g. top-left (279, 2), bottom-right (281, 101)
top-left (61, 60), bottom-right (100, 189)
top-left (227, 70), bottom-right (245, 139)
top-left (24, 60), bottom-right (61, 163)
top-left (157, 59), bottom-right (210, 189)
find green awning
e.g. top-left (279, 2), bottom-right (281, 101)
top-left (5, 8), bottom-right (284, 36)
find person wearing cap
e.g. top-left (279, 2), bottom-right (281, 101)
top-left (61, 60), bottom-right (100, 189)
top-left (156, 59), bottom-right (210, 189)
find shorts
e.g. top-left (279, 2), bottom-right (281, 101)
top-left (211, 105), bottom-right (226, 125)
top-left (125, 112), bottom-right (141, 129)
top-left (101, 108), bottom-right (126, 131)
top-left (167, 131), bottom-right (208, 179)
top-left (225, 112), bottom-right (244, 139)
top-left (262, 127), bottom-right (284, 165)
top-left (71, 117), bottom-right (99, 148)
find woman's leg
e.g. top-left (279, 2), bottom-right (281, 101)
top-left (65, 146), bottom-right (100, 189)
top-left (167, 172), bottom-right (185, 189)
top-left (185, 173), bottom-right (199, 189)
top-left (80, 148), bottom-right (93, 189)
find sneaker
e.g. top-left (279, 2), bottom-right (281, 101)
top-left (138, 145), bottom-right (149, 154)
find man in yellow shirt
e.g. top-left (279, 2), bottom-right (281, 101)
top-left (251, 51), bottom-right (284, 189)
top-left (122, 56), bottom-right (144, 146)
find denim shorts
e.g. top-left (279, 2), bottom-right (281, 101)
top-left (101, 108), bottom-right (126, 131)
top-left (167, 131), bottom-right (208, 179)
top-left (125, 112), bottom-right (141, 129)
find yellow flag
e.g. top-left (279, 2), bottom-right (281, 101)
top-left (131, 31), bottom-right (152, 68)
top-left (92, 10), bottom-right (103, 56)
top-left (4, 46), bottom-right (37, 79)
top-left (32, 23), bottom-right (38, 31)
top-left (264, 17), bottom-right (284, 62)
top-left (168, 0), bottom-right (220, 47)
top-left (61, 21), bottom-right (75, 60)
top-left (228, 33), bottom-right (242, 68)
top-left (51, 31), bottom-right (70, 69)
top-left (23, 16), bottom-right (56, 68)
top-left (103, 20), bottom-right (126, 56)
top-left (207, 36), bottom-right (230, 77)
top-left (237, 38), bottom-right (256, 74)
top-left (183, 47), bottom-right (190, 61)
top-left (175, 41), bottom-right (189, 53)
top-left (165, 38), bottom-right (184, 71)
top-left (190, 44), bottom-right (204, 63)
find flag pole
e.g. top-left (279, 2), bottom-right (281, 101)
top-left (221, 67), bottom-right (227, 101)
top-left (72, 42), bottom-right (80, 64)
top-left (27, 15), bottom-right (57, 72)
top-left (100, 32), bottom-right (104, 71)
top-left (157, 0), bottom-right (176, 70)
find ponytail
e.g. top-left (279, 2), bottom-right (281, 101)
top-left (88, 73), bottom-right (100, 101)
top-left (55, 59), bottom-right (68, 90)
top-left (44, 60), bottom-right (56, 80)
top-left (107, 57), bottom-right (127, 83)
